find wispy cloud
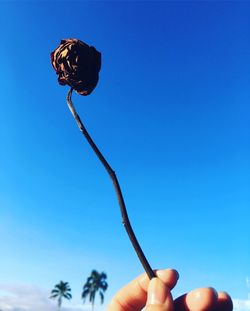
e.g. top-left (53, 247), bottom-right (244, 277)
top-left (0, 283), bottom-right (93, 311)
top-left (233, 298), bottom-right (250, 311)
top-left (3, 283), bottom-right (250, 311)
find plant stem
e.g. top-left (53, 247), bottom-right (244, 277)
top-left (66, 87), bottom-right (155, 279)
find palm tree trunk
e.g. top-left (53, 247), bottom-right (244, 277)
top-left (92, 300), bottom-right (94, 311)
top-left (58, 296), bottom-right (62, 311)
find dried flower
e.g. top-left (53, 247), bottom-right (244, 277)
top-left (51, 39), bottom-right (101, 96)
top-left (50, 39), bottom-right (155, 280)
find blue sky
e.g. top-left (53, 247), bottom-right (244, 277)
top-left (0, 1), bottom-right (250, 310)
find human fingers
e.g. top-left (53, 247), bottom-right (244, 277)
top-left (145, 277), bottom-right (174, 311)
top-left (174, 287), bottom-right (218, 311)
top-left (107, 269), bottom-right (179, 311)
top-left (215, 292), bottom-right (233, 311)
top-left (174, 288), bottom-right (233, 311)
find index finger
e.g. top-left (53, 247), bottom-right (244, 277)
top-left (107, 269), bottom-right (179, 311)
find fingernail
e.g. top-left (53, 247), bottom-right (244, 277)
top-left (147, 277), bottom-right (167, 305)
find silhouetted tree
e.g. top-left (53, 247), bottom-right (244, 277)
top-left (82, 270), bottom-right (108, 311)
top-left (50, 280), bottom-right (72, 310)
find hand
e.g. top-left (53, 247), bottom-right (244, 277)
top-left (106, 269), bottom-right (233, 311)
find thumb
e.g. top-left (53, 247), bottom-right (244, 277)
top-left (145, 278), bottom-right (174, 311)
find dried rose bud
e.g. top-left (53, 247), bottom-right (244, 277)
top-left (50, 38), bottom-right (101, 96)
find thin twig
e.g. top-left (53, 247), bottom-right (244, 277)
top-left (66, 87), bottom-right (155, 279)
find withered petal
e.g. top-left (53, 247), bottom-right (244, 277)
top-left (51, 38), bottom-right (101, 96)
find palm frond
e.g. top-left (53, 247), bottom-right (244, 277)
top-left (100, 272), bottom-right (107, 279)
top-left (82, 288), bottom-right (90, 300)
top-left (99, 291), bottom-right (104, 304)
top-left (63, 292), bottom-right (72, 299)
top-left (50, 293), bottom-right (58, 299)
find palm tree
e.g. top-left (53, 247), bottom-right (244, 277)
top-left (50, 280), bottom-right (72, 310)
top-left (82, 270), bottom-right (108, 311)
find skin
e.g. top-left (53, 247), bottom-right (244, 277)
top-left (106, 269), bottom-right (233, 311)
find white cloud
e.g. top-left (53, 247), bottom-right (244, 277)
top-left (0, 283), bottom-right (54, 311)
top-left (1, 283), bottom-right (249, 311)
top-left (0, 283), bottom-right (94, 311)
top-left (233, 298), bottom-right (250, 311)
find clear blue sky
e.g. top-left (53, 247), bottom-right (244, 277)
top-left (0, 1), bottom-right (249, 310)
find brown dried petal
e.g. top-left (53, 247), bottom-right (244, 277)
top-left (50, 38), bottom-right (101, 96)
